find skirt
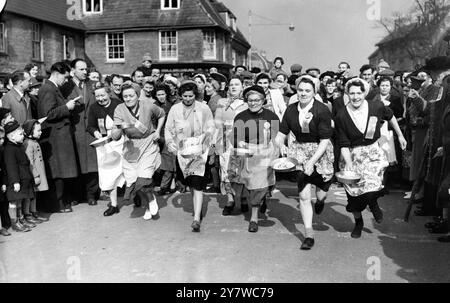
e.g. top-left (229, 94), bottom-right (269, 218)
top-left (339, 142), bottom-right (389, 197)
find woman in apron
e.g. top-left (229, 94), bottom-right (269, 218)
top-left (87, 84), bottom-right (124, 216)
top-left (214, 77), bottom-right (248, 215)
top-left (274, 77), bottom-right (334, 250)
top-left (232, 85), bottom-right (279, 233)
top-left (335, 78), bottom-right (406, 238)
top-left (165, 82), bottom-right (215, 232)
top-left (111, 83), bottom-right (166, 220)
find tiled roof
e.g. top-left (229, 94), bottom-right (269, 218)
top-left (5, 0), bottom-right (86, 30)
top-left (82, 0), bottom-right (229, 32)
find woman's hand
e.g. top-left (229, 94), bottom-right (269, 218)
top-left (344, 163), bottom-right (354, 172)
top-left (1, 185), bottom-right (6, 193)
top-left (398, 135), bottom-right (407, 151)
top-left (94, 131), bottom-right (103, 140)
top-left (34, 177), bottom-right (41, 186)
top-left (13, 183), bottom-right (20, 193)
top-left (149, 132), bottom-right (160, 142)
top-left (304, 160), bottom-right (315, 176)
top-left (280, 145), bottom-right (288, 157)
top-left (168, 142), bottom-right (178, 154)
top-left (434, 146), bottom-right (444, 158)
top-left (111, 129), bottom-right (123, 141)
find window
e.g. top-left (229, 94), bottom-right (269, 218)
top-left (232, 49), bottom-right (236, 66)
top-left (161, 0), bottom-right (180, 10)
top-left (84, 0), bottom-right (103, 14)
top-left (32, 22), bottom-right (42, 61)
top-left (106, 33), bottom-right (125, 62)
top-left (63, 35), bottom-right (76, 60)
top-left (222, 36), bottom-right (227, 62)
top-left (203, 30), bottom-right (216, 59)
top-left (0, 23), bottom-right (6, 53)
top-left (160, 31), bottom-right (177, 60)
top-left (231, 17), bottom-right (236, 31)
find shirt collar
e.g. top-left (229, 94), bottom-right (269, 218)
top-left (72, 77), bottom-right (83, 88)
top-left (13, 87), bottom-right (24, 99)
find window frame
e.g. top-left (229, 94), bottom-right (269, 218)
top-left (202, 30), bottom-right (216, 60)
top-left (31, 22), bottom-right (43, 62)
top-left (0, 22), bottom-right (6, 54)
top-left (161, 0), bottom-right (180, 10)
top-left (83, 0), bottom-right (103, 15)
top-left (159, 30), bottom-right (178, 61)
top-left (105, 32), bottom-right (125, 63)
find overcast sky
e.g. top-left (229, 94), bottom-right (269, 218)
top-left (222, 0), bottom-right (413, 73)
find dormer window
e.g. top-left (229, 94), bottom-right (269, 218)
top-left (84, 0), bottom-right (103, 14)
top-left (161, 0), bottom-right (180, 10)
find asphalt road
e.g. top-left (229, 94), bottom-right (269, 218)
top-left (0, 181), bottom-right (449, 283)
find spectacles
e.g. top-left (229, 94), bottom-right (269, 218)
top-left (247, 99), bottom-right (263, 103)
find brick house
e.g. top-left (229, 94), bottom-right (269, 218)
top-left (0, 0), bottom-right (86, 76)
top-left (82, 0), bottom-right (250, 76)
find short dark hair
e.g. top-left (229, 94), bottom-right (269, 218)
top-left (339, 62), bottom-right (350, 69)
top-left (11, 71), bottom-right (27, 85)
top-left (70, 58), bottom-right (86, 69)
top-left (121, 83), bottom-right (141, 97)
top-left (50, 62), bottom-right (71, 74)
top-left (152, 83), bottom-right (171, 100)
top-left (255, 73), bottom-right (271, 84)
top-left (94, 82), bottom-right (111, 94)
top-left (377, 76), bottom-right (393, 87)
top-left (24, 63), bottom-right (38, 73)
top-left (234, 65), bottom-right (247, 72)
top-left (297, 77), bottom-right (316, 91)
top-left (178, 82), bottom-right (199, 98)
top-left (131, 68), bottom-right (145, 78)
top-left (274, 57), bottom-right (284, 65)
top-left (111, 74), bottom-right (123, 81)
top-left (359, 64), bottom-right (374, 74)
top-left (346, 80), bottom-right (366, 93)
top-left (326, 79), bottom-right (337, 85)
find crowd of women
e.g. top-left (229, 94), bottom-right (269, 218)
top-left (1, 54), bottom-right (450, 250)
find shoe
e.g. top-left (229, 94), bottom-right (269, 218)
top-left (65, 205), bottom-right (73, 212)
top-left (88, 200), bottom-right (97, 206)
top-left (32, 212), bottom-right (49, 222)
top-left (134, 195), bottom-right (142, 207)
top-left (149, 199), bottom-right (159, 216)
top-left (205, 187), bottom-right (220, 194)
top-left (25, 215), bottom-right (41, 225)
top-left (351, 220), bottom-right (364, 238)
top-left (191, 220), bottom-right (201, 232)
top-left (19, 218), bottom-right (36, 229)
top-left (71, 201), bottom-right (79, 206)
top-left (370, 204), bottom-right (383, 223)
top-left (314, 200), bottom-right (325, 215)
top-left (0, 228), bottom-right (11, 236)
top-left (154, 188), bottom-right (170, 196)
top-left (222, 204), bottom-right (234, 216)
top-left (12, 221), bottom-right (31, 232)
top-left (248, 221), bottom-right (258, 233)
top-left (259, 197), bottom-right (267, 214)
top-left (143, 210), bottom-right (152, 220)
top-left (437, 235), bottom-right (450, 243)
top-left (241, 204), bottom-right (249, 213)
top-left (428, 221), bottom-right (449, 234)
top-left (103, 206), bottom-right (119, 217)
top-left (300, 238), bottom-right (315, 250)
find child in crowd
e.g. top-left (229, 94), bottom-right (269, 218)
top-left (3, 121), bottom-right (35, 232)
top-left (0, 127), bottom-right (12, 236)
top-left (23, 119), bottom-right (49, 223)
top-left (0, 108), bottom-right (14, 127)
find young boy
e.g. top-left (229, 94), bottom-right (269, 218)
top-left (3, 121), bottom-right (35, 232)
top-left (23, 119), bottom-right (49, 223)
top-left (0, 127), bottom-right (12, 236)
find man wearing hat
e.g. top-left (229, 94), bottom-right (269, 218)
top-left (306, 68), bottom-right (321, 78)
top-left (240, 70), bottom-right (254, 89)
top-left (28, 77), bottom-right (42, 119)
top-left (209, 72), bottom-right (227, 98)
top-left (141, 53), bottom-right (153, 77)
top-left (2, 70), bottom-right (32, 125)
top-left (377, 59), bottom-right (391, 73)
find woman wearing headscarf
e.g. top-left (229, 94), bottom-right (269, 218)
top-left (214, 77), bottom-right (248, 215)
top-left (274, 77), bottom-right (334, 250)
top-left (111, 83), bottom-right (165, 220)
top-left (193, 74), bottom-right (207, 102)
top-left (232, 85), bottom-right (279, 233)
top-left (334, 78), bottom-right (406, 239)
top-left (165, 81), bottom-right (215, 232)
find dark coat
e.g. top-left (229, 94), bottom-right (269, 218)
top-left (1, 88), bottom-right (32, 125)
top-left (372, 93), bottom-right (404, 119)
top-left (439, 104), bottom-right (450, 196)
top-left (60, 79), bottom-right (98, 174)
top-left (37, 80), bottom-right (79, 179)
top-left (3, 141), bottom-right (34, 201)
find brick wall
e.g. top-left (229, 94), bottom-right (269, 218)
top-left (0, 13), bottom-right (84, 75)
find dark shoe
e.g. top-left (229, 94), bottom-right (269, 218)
top-left (437, 235), bottom-right (450, 243)
top-left (248, 221), bottom-right (258, 233)
top-left (300, 238), bottom-right (315, 250)
top-left (103, 206), bottom-right (119, 217)
top-left (205, 187), bottom-right (220, 194)
top-left (370, 204), bottom-right (383, 223)
top-left (191, 220), bottom-right (201, 232)
top-left (428, 221), bottom-right (449, 234)
top-left (351, 219), bottom-right (364, 238)
top-left (71, 201), bottom-right (79, 206)
top-left (20, 218), bottom-right (36, 229)
top-left (222, 205), bottom-right (234, 216)
top-left (32, 212), bottom-right (49, 222)
top-left (25, 215), bottom-right (41, 225)
top-left (154, 188), bottom-right (169, 196)
top-left (314, 200), bottom-right (325, 215)
top-left (259, 197), bottom-right (267, 214)
top-left (12, 221), bottom-right (30, 232)
top-left (0, 228), bottom-right (11, 236)
top-left (241, 204), bottom-right (249, 213)
top-left (88, 200), bottom-right (97, 206)
top-left (65, 205), bottom-right (73, 212)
